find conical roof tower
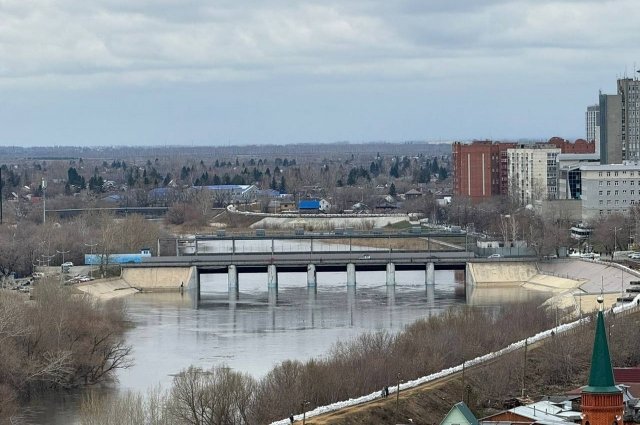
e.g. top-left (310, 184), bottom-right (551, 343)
top-left (581, 296), bottom-right (623, 424)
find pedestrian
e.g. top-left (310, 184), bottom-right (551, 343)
top-left (289, 414), bottom-right (294, 423)
top-left (380, 388), bottom-right (385, 398)
top-left (385, 386), bottom-right (389, 397)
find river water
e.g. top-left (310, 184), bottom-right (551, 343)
top-left (26, 269), bottom-right (544, 424)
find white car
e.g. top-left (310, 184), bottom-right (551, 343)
top-left (629, 253), bottom-right (640, 260)
top-left (487, 254), bottom-right (502, 259)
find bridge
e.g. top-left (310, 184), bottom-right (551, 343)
top-left (125, 232), bottom-right (536, 298)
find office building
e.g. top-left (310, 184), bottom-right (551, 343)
top-left (580, 161), bottom-right (640, 221)
top-left (556, 153), bottom-right (600, 200)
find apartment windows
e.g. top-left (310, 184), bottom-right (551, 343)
top-left (599, 191), bottom-right (603, 195)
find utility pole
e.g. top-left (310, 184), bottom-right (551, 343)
top-left (461, 361), bottom-right (466, 401)
top-left (521, 338), bottom-right (528, 397)
top-left (0, 166), bottom-right (3, 225)
top-left (42, 178), bottom-right (47, 224)
top-left (395, 372), bottom-right (401, 423)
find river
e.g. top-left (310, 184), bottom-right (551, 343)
top-left (25, 269), bottom-right (544, 424)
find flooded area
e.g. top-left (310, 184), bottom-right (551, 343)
top-left (26, 269), bottom-right (547, 424)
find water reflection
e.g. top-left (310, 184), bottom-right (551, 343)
top-left (28, 269), bottom-right (550, 424)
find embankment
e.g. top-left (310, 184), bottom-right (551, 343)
top-left (77, 266), bottom-right (194, 300)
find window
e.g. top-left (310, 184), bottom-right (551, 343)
top-left (599, 200), bottom-right (604, 205)
top-left (615, 190), bottom-right (619, 195)
top-left (607, 172), bottom-right (611, 176)
top-left (599, 191), bottom-right (603, 195)
top-left (615, 181), bottom-right (619, 186)
top-left (599, 172), bottom-right (603, 177)
top-left (607, 181), bottom-right (611, 186)
top-left (607, 190), bottom-right (611, 195)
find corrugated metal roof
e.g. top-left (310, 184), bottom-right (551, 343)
top-left (614, 367), bottom-right (640, 383)
top-left (299, 200), bottom-right (320, 209)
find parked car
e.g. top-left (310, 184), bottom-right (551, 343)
top-left (488, 254), bottom-right (502, 259)
top-left (359, 254), bottom-right (371, 260)
top-left (629, 253), bottom-right (640, 260)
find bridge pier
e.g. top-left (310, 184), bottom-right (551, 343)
top-left (196, 270), bottom-right (201, 301)
top-left (267, 264), bottom-right (278, 289)
top-left (347, 263), bottom-right (356, 286)
top-left (386, 263), bottom-right (396, 286)
top-left (426, 262), bottom-right (435, 285)
top-left (228, 265), bottom-right (238, 290)
top-left (307, 264), bottom-right (317, 287)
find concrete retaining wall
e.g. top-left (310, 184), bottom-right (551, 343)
top-left (467, 262), bottom-right (537, 286)
top-left (122, 267), bottom-right (193, 291)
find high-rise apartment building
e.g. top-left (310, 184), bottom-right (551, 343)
top-left (599, 93), bottom-right (623, 164)
top-left (597, 78), bottom-right (640, 164)
top-left (617, 78), bottom-right (640, 160)
top-left (507, 146), bottom-right (561, 205)
top-left (452, 141), bottom-right (515, 201)
top-left (585, 104), bottom-right (599, 145)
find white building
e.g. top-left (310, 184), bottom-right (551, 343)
top-left (507, 146), bottom-right (561, 204)
top-left (580, 161), bottom-right (640, 220)
top-left (585, 104), bottom-right (600, 146)
top-left (556, 153), bottom-right (600, 200)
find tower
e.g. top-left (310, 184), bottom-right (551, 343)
top-left (581, 296), bottom-right (623, 425)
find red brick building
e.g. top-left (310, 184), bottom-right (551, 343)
top-left (452, 141), bottom-right (515, 202)
top-left (453, 138), bottom-right (596, 202)
top-left (546, 137), bottom-right (596, 153)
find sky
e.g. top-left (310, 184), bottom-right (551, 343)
top-left (1, 0), bottom-right (640, 146)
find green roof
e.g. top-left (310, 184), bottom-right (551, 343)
top-left (440, 401), bottom-right (479, 425)
top-left (583, 310), bottom-right (620, 394)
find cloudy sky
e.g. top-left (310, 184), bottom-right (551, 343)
top-left (1, 0), bottom-right (639, 146)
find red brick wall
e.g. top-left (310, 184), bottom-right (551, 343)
top-left (581, 392), bottom-right (623, 425)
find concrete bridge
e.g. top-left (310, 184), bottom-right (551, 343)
top-left (122, 247), bottom-right (537, 299)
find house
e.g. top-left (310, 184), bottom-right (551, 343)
top-left (198, 184), bottom-right (258, 204)
top-left (481, 400), bottom-right (580, 424)
top-left (440, 401), bottom-right (478, 425)
top-left (268, 199), bottom-right (296, 213)
top-left (404, 188), bottom-right (423, 199)
top-left (298, 199), bottom-right (330, 214)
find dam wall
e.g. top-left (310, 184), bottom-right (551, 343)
top-left (121, 266), bottom-right (194, 291)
